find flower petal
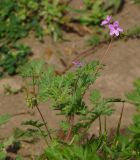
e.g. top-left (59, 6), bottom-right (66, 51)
top-left (114, 21), bottom-right (119, 27)
top-left (101, 15), bottom-right (112, 26)
top-left (101, 20), bottom-right (108, 26)
top-left (72, 61), bottom-right (83, 67)
top-left (110, 29), bottom-right (115, 36)
top-left (118, 27), bottom-right (123, 32)
top-left (106, 15), bottom-right (112, 21)
top-left (114, 30), bottom-right (120, 36)
top-left (108, 24), bottom-right (114, 30)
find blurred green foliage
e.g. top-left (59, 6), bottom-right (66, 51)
top-left (0, 0), bottom-right (67, 42)
top-left (0, 0), bottom-right (67, 76)
top-left (133, 0), bottom-right (140, 4)
top-left (0, 114), bottom-right (11, 160)
top-left (0, 44), bottom-right (31, 77)
top-left (73, 0), bottom-right (123, 26)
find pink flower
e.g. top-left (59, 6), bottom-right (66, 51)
top-left (72, 60), bottom-right (83, 67)
top-left (101, 16), bottom-right (112, 26)
top-left (109, 21), bottom-right (123, 37)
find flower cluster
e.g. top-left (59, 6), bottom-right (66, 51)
top-left (101, 16), bottom-right (123, 37)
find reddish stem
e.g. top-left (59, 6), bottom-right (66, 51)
top-left (65, 115), bottom-right (74, 142)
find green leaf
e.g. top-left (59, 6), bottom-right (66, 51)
top-left (90, 90), bottom-right (101, 103)
top-left (21, 59), bottom-right (45, 78)
top-left (127, 79), bottom-right (140, 108)
top-left (22, 120), bottom-right (45, 128)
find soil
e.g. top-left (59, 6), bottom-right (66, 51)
top-left (0, 0), bottom-right (140, 159)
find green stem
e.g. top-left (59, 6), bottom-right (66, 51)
top-left (65, 74), bottom-right (81, 142)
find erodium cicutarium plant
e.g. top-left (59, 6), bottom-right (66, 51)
top-left (22, 16), bottom-right (140, 160)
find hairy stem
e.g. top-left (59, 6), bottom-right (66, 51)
top-left (104, 116), bottom-right (107, 134)
top-left (35, 105), bottom-right (52, 141)
top-left (113, 102), bottom-right (125, 146)
top-left (94, 38), bottom-right (113, 137)
top-left (94, 38), bottom-right (113, 76)
top-left (116, 102), bottom-right (125, 138)
top-left (99, 116), bottom-right (102, 136)
top-left (65, 115), bottom-right (74, 142)
top-left (31, 71), bottom-right (53, 141)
